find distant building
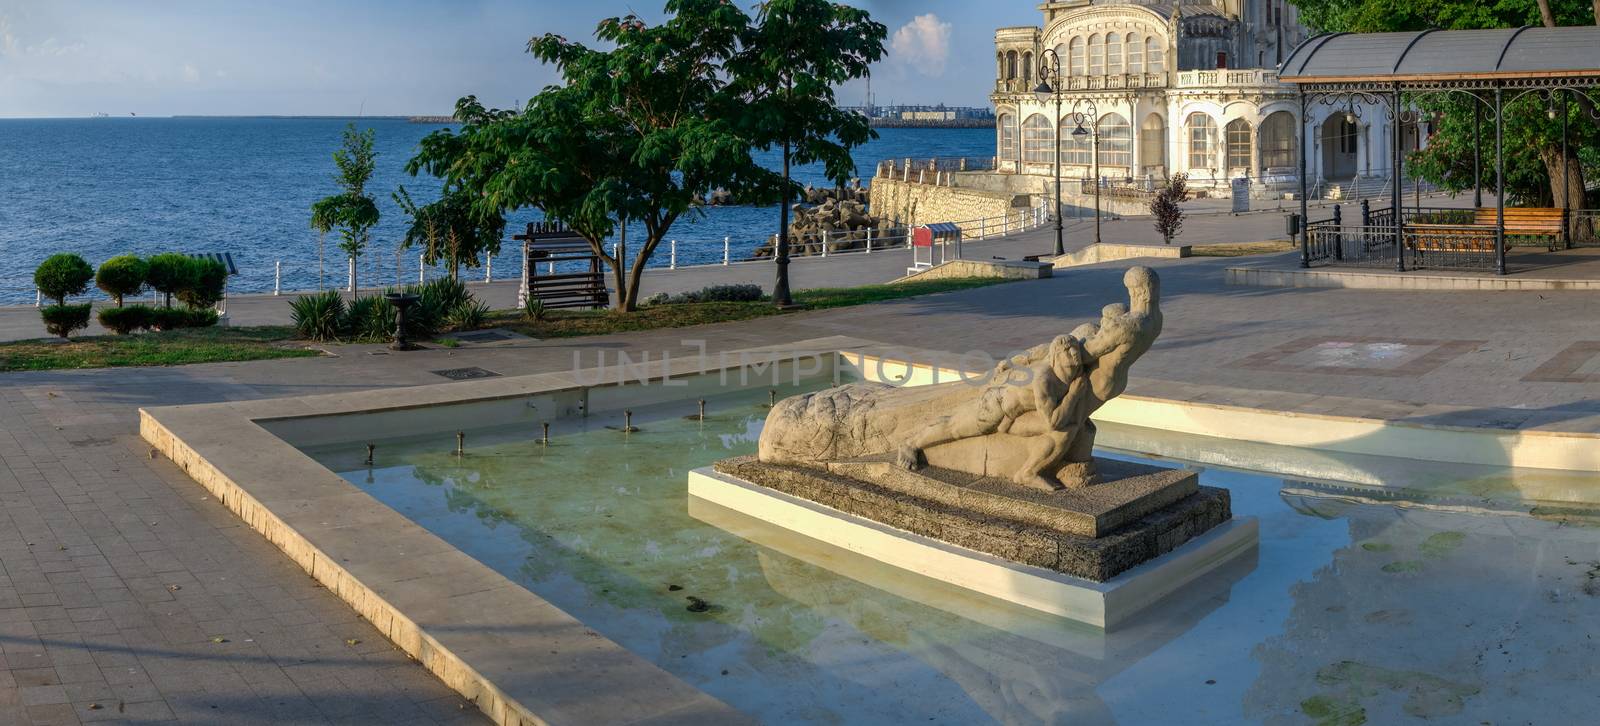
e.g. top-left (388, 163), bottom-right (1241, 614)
top-left (991, 0), bottom-right (1415, 195)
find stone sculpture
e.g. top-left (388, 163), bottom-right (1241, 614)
top-left (759, 266), bottom-right (1162, 491)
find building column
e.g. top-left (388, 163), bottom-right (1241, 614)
top-left (1130, 96), bottom-right (1141, 177)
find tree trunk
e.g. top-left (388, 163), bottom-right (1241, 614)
top-left (1594, 0), bottom-right (1599, 25)
top-left (1541, 147), bottom-right (1588, 240)
top-left (622, 237), bottom-right (661, 314)
top-left (1536, 0), bottom-right (1557, 27)
top-left (614, 218), bottom-right (630, 312)
top-left (772, 140), bottom-right (794, 307)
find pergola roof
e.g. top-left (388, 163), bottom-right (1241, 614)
top-left (1279, 27), bottom-right (1600, 83)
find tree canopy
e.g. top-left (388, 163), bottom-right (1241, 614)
top-left (729, 0), bottom-right (886, 306)
top-left (409, 0), bottom-right (780, 311)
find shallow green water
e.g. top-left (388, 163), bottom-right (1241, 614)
top-left (310, 392), bottom-right (1600, 724)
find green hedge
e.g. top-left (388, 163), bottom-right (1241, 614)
top-left (41, 304), bottom-right (93, 339)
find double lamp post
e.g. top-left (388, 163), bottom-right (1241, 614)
top-left (1032, 48), bottom-right (1104, 256)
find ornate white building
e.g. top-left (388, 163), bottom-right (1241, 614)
top-left (992, 0), bottom-right (1415, 196)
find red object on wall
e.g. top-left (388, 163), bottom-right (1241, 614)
top-left (913, 227), bottom-right (934, 248)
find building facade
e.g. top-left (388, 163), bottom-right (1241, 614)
top-left (992, 0), bottom-right (1415, 196)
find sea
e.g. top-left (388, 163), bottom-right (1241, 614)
top-left (0, 118), bottom-right (993, 305)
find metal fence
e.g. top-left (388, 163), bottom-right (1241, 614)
top-left (1306, 222), bottom-right (1501, 272)
top-left (1572, 210), bottom-right (1600, 247)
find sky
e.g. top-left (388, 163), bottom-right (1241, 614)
top-left (0, 0), bottom-right (1043, 118)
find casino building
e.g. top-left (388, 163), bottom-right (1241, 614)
top-left (991, 1), bottom-right (1415, 197)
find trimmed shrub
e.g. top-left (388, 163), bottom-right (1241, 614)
top-left (41, 304), bottom-right (92, 339)
top-left (176, 257), bottom-right (229, 309)
top-left (145, 253), bottom-right (191, 308)
top-left (96, 255), bottom-right (148, 306)
top-left (347, 295), bottom-right (394, 342)
top-left (289, 290), bottom-right (346, 341)
top-left (447, 300), bottom-right (491, 331)
top-left (146, 307), bottom-right (218, 331)
top-left (34, 254), bottom-right (95, 306)
top-left (658, 284), bottom-right (766, 305)
top-left (98, 305), bottom-right (151, 335)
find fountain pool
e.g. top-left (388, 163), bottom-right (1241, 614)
top-left (298, 387), bottom-right (1600, 724)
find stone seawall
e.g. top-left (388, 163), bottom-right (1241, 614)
top-left (869, 177), bottom-right (1032, 233)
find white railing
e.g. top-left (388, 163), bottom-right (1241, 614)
top-left (9, 202), bottom-right (1057, 306)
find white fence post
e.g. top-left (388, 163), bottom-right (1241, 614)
top-left (34, 290), bottom-right (41, 308)
top-left (419, 254), bottom-right (426, 284)
top-left (723, 237), bottom-right (730, 265)
top-left (821, 231), bottom-right (829, 257)
top-left (547, 262), bottom-right (555, 275)
top-left (347, 258), bottom-right (355, 293)
top-left (670, 240), bottom-right (677, 269)
top-left (866, 228), bottom-right (873, 253)
top-left (274, 261), bottom-right (281, 295)
top-left (485, 253), bottom-right (492, 283)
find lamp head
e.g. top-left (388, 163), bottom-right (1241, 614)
top-left (1033, 81), bottom-right (1054, 105)
top-left (1072, 122), bottom-right (1089, 139)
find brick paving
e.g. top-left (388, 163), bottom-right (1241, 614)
top-left (2, 245), bottom-right (1596, 724)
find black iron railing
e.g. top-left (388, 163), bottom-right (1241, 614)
top-left (1572, 209), bottom-right (1600, 247)
top-left (1306, 222), bottom-right (1501, 272)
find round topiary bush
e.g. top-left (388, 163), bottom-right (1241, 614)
top-left (41, 304), bottom-right (93, 339)
top-left (176, 257), bottom-right (228, 309)
top-left (145, 253), bottom-right (191, 308)
top-left (34, 253), bottom-right (95, 306)
top-left (96, 255), bottom-right (149, 307)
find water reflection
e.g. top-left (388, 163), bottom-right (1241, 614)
top-left (310, 394), bottom-right (1600, 724)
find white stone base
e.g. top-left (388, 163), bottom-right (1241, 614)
top-left (688, 467), bottom-right (1258, 630)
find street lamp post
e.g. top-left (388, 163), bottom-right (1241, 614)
top-left (1064, 99), bottom-right (1101, 246)
top-left (1033, 50), bottom-right (1065, 257)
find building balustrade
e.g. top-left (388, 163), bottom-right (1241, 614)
top-left (1175, 69), bottom-right (1282, 88)
top-left (994, 72), bottom-right (1168, 95)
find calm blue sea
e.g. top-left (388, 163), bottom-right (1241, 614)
top-left (0, 118), bottom-right (992, 304)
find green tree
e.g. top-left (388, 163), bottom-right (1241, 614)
top-left (393, 185), bottom-right (506, 281)
top-left (409, 1), bottom-right (773, 312)
top-left (95, 255), bottom-right (148, 307)
top-left (145, 253), bottom-right (190, 308)
top-left (1296, 0), bottom-right (1599, 212)
top-left (311, 125), bottom-right (380, 294)
top-left (731, 0), bottom-right (887, 307)
top-left (34, 253), bottom-right (94, 306)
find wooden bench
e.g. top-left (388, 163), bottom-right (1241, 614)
top-left (1474, 207), bottom-right (1565, 250)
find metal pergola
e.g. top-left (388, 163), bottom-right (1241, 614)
top-left (1278, 27), bottom-right (1600, 275)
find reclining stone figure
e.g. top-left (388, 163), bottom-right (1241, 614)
top-left (758, 266), bottom-right (1162, 491)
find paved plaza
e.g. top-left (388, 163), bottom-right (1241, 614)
top-left (4, 209), bottom-right (1598, 723)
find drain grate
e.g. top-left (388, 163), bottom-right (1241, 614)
top-left (431, 367), bottom-right (501, 381)
top-left (453, 329), bottom-right (516, 343)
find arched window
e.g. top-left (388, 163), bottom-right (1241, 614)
top-left (1022, 52), bottom-right (1033, 83)
top-left (1127, 34), bottom-right (1144, 74)
top-left (1022, 114), bottom-right (1054, 164)
top-left (1140, 113), bottom-right (1166, 171)
top-left (997, 53), bottom-right (1005, 80)
top-left (1062, 114), bottom-right (1093, 165)
top-left (1069, 37), bottom-right (1085, 76)
top-left (1226, 119), bottom-right (1253, 171)
top-left (998, 113), bottom-right (1019, 161)
top-left (1145, 37), bottom-right (1164, 73)
top-left (1187, 113), bottom-right (1216, 170)
top-left (1099, 113), bottom-right (1132, 168)
top-left (1054, 44), bottom-right (1068, 75)
top-left (1107, 34), bottom-right (1124, 76)
top-left (1089, 34), bottom-right (1105, 76)
top-left (1006, 51), bottom-right (1018, 80)
top-left (1259, 111), bottom-right (1296, 169)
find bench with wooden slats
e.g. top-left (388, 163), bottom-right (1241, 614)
top-left (1473, 207), bottom-right (1565, 249)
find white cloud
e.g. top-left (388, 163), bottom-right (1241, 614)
top-left (181, 63), bottom-right (200, 83)
top-left (889, 14), bottom-right (953, 78)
